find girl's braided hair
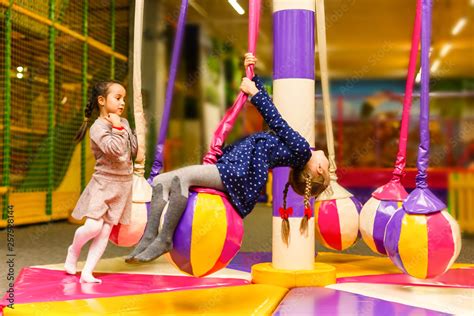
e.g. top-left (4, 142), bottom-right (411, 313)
top-left (280, 166), bottom-right (329, 245)
top-left (74, 80), bottom-right (123, 143)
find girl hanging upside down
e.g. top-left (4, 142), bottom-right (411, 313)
top-left (125, 53), bottom-right (330, 263)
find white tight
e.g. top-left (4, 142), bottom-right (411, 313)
top-left (65, 217), bottom-right (113, 283)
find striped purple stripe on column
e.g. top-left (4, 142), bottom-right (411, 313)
top-left (273, 9), bottom-right (315, 79)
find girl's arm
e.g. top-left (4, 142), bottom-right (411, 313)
top-left (249, 76), bottom-right (311, 160)
top-left (90, 124), bottom-right (129, 157)
top-left (122, 119), bottom-right (138, 159)
top-left (252, 75), bottom-right (271, 100)
top-left (130, 129), bottom-right (138, 160)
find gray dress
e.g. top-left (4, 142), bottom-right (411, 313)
top-left (71, 117), bottom-right (138, 225)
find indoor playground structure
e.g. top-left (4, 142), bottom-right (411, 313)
top-left (1, 0), bottom-right (474, 315)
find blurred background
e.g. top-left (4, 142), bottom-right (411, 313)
top-left (0, 0), bottom-right (473, 287)
top-left (1, 0), bottom-right (473, 225)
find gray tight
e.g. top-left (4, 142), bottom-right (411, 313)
top-left (151, 164), bottom-right (226, 199)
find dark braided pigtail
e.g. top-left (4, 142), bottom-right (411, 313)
top-left (280, 181), bottom-right (292, 246)
top-left (74, 97), bottom-right (94, 143)
top-left (299, 173), bottom-right (312, 236)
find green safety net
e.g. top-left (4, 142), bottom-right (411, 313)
top-left (0, 1), bottom-right (130, 217)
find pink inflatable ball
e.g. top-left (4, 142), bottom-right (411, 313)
top-left (360, 182), bottom-right (408, 255)
top-left (314, 181), bottom-right (362, 251)
top-left (166, 188), bottom-right (244, 277)
top-left (384, 189), bottom-right (461, 279)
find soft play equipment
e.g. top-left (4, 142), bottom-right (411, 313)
top-left (145, 0), bottom-right (262, 277)
top-left (313, 0), bottom-right (362, 251)
top-left (3, 251), bottom-right (473, 315)
top-left (2, 0), bottom-right (473, 314)
top-left (384, 208), bottom-right (461, 279)
top-left (359, 0), bottom-right (421, 255)
top-left (166, 188), bottom-right (244, 277)
top-left (384, 0), bottom-right (461, 279)
top-left (109, 0), bottom-right (151, 247)
top-left (273, 287), bottom-right (452, 315)
top-left (270, 0), bottom-right (318, 271)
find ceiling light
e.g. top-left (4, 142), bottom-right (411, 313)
top-left (451, 17), bottom-right (467, 36)
top-left (16, 73), bottom-right (24, 79)
top-left (17, 66), bottom-right (24, 72)
top-left (440, 43), bottom-right (452, 57)
top-left (228, 0), bottom-right (245, 15)
top-left (431, 59), bottom-right (441, 72)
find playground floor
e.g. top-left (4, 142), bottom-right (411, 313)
top-left (1, 204), bottom-right (473, 315)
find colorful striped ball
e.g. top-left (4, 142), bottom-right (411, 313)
top-left (166, 188), bottom-right (244, 277)
top-left (109, 203), bottom-right (147, 247)
top-left (360, 198), bottom-right (403, 255)
top-left (384, 209), bottom-right (461, 279)
top-left (315, 197), bottom-right (362, 251)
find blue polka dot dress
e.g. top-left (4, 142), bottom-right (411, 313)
top-left (216, 75), bottom-right (312, 218)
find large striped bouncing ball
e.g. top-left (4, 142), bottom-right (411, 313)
top-left (384, 208), bottom-right (461, 279)
top-left (166, 188), bottom-right (244, 277)
top-left (314, 182), bottom-right (362, 250)
top-left (360, 182), bottom-right (408, 255)
top-left (360, 199), bottom-right (402, 255)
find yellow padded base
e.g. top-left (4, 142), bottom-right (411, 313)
top-left (3, 284), bottom-right (288, 315)
top-left (252, 262), bottom-right (336, 288)
top-left (315, 252), bottom-right (473, 278)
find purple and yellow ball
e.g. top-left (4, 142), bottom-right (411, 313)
top-left (314, 197), bottom-right (362, 251)
top-left (166, 188), bottom-right (244, 277)
top-left (359, 198), bottom-right (403, 255)
top-left (384, 209), bottom-right (461, 279)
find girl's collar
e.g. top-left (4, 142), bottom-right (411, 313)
top-left (98, 116), bottom-right (112, 126)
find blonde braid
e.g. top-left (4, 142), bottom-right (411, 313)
top-left (283, 182), bottom-right (290, 210)
top-left (281, 182), bottom-right (291, 246)
top-left (299, 173), bottom-right (312, 235)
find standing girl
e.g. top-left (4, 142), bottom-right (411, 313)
top-left (65, 81), bottom-right (137, 283)
top-left (125, 54), bottom-right (330, 263)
